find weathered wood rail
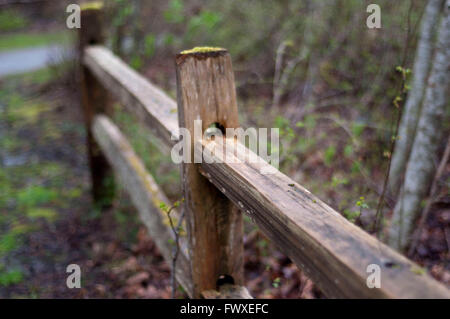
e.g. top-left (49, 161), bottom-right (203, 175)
top-left (78, 5), bottom-right (450, 299)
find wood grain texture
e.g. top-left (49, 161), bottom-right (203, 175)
top-left (79, 8), bottom-right (114, 203)
top-left (83, 46), bottom-right (179, 151)
top-left (176, 49), bottom-right (244, 297)
top-left (92, 115), bottom-right (193, 297)
top-left (195, 137), bottom-right (450, 299)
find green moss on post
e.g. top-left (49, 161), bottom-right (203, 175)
top-left (177, 47), bottom-right (228, 65)
top-left (180, 47), bottom-right (226, 54)
top-left (80, 1), bottom-right (103, 11)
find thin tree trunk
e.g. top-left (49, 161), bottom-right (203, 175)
top-left (389, 2), bottom-right (449, 251)
top-left (388, 0), bottom-right (443, 196)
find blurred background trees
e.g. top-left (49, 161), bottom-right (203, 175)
top-left (389, 0), bottom-right (449, 252)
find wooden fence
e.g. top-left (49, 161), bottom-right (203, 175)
top-left (78, 6), bottom-right (450, 299)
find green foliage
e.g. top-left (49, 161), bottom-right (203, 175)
top-left (0, 31), bottom-right (72, 52)
top-left (162, 33), bottom-right (175, 46)
top-left (257, 238), bottom-right (269, 257)
top-left (17, 186), bottom-right (58, 208)
top-left (274, 116), bottom-right (294, 140)
top-left (272, 277), bottom-right (281, 288)
top-left (344, 197), bottom-right (369, 223)
top-left (186, 10), bottom-right (222, 37)
top-left (64, 188), bottom-right (82, 199)
top-left (343, 209), bottom-right (359, 223)
top-left (351, 123), bottom-right (365, 137)
top-left (144, 34), bottom-right (156, 57)
top-left (0, 233), bottom-right (19, 255)
top-left (0, 9), bottom-right (28, 32)
top-left (331, 175), bottom-right (349, 187)
top-left (356, 196), bottom-right (369, 210)
top-left (112, 0), bottom-right (134, 26)
top-left (295, 121), bottom-right (305, 128)
top-left (0, 268), bottom-right (24, 287)
top-left (304, 115), bottom-right (317, 130)
top-left (95, 176), bottom-right (115, 209)
top-left (344, 145), bottom-right (353, 158)
top-left (130, 55), bottom-right (143, 70)
top-left (351, 161), bottom-right (362, 174)
top-left (324, 145), bottom-right (336, 167)
top-left (163, 0), bottom-right (185, 24)
top-left (26, 208), bottom-right (57, 222)
top-left (159, 198), bottom-right (183, 213)
top-left (114, 209), bottom-right (128, 225)
top-left (159, 201), bottom-right (169, 212)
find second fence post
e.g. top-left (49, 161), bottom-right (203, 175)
top-left (175, 48), bottom-right (244, 297)
top-left (79, 3), bottom-right (115, 207)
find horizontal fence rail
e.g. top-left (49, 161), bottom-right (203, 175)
top-left (196, 138), bottom-right (450, 298)
top-left (92, 115), bottom-right (193, 296)
top-left (78, 4), bottom-right (449, 299)
top-left (81, 45), bottom-right (450, 299)
top-left (84, 46), bottom-right (179, 150)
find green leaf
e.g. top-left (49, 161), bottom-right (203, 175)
top-left (0, 269), bottom-right (23, 286)
top-left (324, 145), bottom-right (336, 167)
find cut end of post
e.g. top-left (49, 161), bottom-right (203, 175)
top-left (180, 47), bottom-right (226, 54)
top-left (176, 46), bottom-right (228, 65)
top-left (81, 1), bottom-right (104, 11)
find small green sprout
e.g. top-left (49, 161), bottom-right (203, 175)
top-left (272, 277), bottom-right (281, 288)
top-left (410, 265), bottom-right (427, 276)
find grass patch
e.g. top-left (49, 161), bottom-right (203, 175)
top-left (7, 100), bottom-right (53, 126)
top-left (0, 9), bottom-right (28, 33)
top-left (0, 233), bottom-right (20, 255)
top-left (20, 67), bottom-right (55, 85)
top-left (0, 31), bottom-right (73, 52)
top-left (17, 186), bottom-right (58, 208)
top-left (26, 208), bottom-right (58, 222)
top-left (0, 268), bottom-right (24, 287)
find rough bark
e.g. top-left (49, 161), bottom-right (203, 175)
top-left (388, 0), bottom-right (443, 195)
top-left (389, 2), bottom-right (449, 251)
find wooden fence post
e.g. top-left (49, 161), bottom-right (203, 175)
top-left (79, 2), bottom-right (115, 206)
top-left (175, 48), bottom-right (244, 297)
